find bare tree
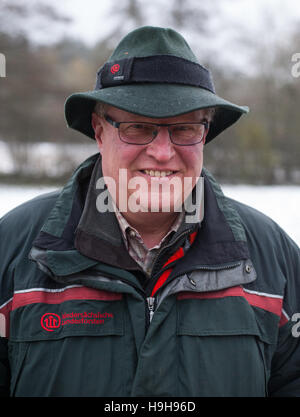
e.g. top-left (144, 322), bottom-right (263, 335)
top-left (0, 0), bottom-right (71, 38)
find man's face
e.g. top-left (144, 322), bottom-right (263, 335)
top-left (92, 106), bottom-right (208, 215)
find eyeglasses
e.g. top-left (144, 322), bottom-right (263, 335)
top-left (104, 115), bottom-right (208, 146)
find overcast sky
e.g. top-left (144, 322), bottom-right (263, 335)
top-left (6, 0), bottom-right (298, 76)
top-left (67, 0), bottom-right (298, 40)
top-left (32, 0), bottom-right (300, 47)
top-left (25, 0), bottom-right (292, 75)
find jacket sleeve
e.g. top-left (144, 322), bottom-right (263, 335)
top-left (268, 229), bottom-right (300, 397)
top-left (0, 212), bottom-right (14, 397)
top-left (0, 206), bottom-right (28, 397)
top-left (0, 338), bottom-right (10, 397)
top-left (0, 193), bottom-right (58, 397)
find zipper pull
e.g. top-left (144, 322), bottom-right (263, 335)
top-left (147, 297), bottom-right (156, 323)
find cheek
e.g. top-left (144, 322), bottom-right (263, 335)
top-left (100, 141), bottom-right (141, 178)
top-left (182, 147), bottom-right (204, 176)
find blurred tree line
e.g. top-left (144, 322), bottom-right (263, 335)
top-left (0, 0), bottom-right (299, 184)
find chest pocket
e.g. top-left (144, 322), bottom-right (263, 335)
top-left (8, 288), bottom-right (130, 397)
top-left (176, 293), bottom-right (279, 397)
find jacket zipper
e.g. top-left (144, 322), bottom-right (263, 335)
top-left (188, 261), bottom-right (241, 272)
top-left (53, 260), bottom-right (244, 333)
top-left (151, 261), bottom-right (244, 317)
top-left (150, 229), bottom-right (192, 279)
top-left (134, 262), bottom-right (243, 326)
top-left (81, 270), bottom-right (156, 332)
top-left (150, 230), bottom-right (195, 288)
top-left (149, 229), bottom-right (242, 322)
top-left (146, 296), bottom-right (156, 323)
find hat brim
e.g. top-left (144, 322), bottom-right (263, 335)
top-left (65, 84), bottom-right (249, 144)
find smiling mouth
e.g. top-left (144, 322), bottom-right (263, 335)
top-left (140, 169), bottom-right (177, 178)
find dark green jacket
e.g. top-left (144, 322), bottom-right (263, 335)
top-left (1, 154), bottom-right (300, 397)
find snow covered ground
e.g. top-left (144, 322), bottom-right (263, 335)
top-left (0, 183), bottom-right (299, 247)
top-left (222, 185), bottom-right (300, 246)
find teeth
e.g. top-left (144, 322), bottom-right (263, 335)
top-left (144, 169), bottom-right (174, 177)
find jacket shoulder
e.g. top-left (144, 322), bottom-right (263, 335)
top-left (229, 197), bottom-right (300, 302)
top-left (0, 190), bottom-right (60, 306)
top-left (228, 198), bottom-right (279, 232)
top-left (228, 198), bottom-right (297, 242)
top-left (0, 190), bottom-right (60, 272)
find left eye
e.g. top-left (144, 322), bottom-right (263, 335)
top-left (131, 124), bottom-right (148, 129)
top-left (173, 125), bottom-right (195, 133)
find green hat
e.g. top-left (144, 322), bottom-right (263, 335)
top-left (65, 26), bottom-right (249, 144)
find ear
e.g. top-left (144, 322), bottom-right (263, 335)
top-left (91, 112), bottom-right (104, 151)
top-left (202, 128), bottom-right (208, 145)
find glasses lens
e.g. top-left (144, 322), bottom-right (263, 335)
top-left (170, 124), bottom-right (205, 145)
top-left (119, 123), bottom-right (155, 144)
top-left (118, 122), bottom-right (206, 145)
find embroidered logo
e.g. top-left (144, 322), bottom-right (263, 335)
top-left (41, 313), bottom-right (61, 332)
top-left (41, 311), bottom-right (114, 331)
top-left (111, 64), bottom-right (120, 74)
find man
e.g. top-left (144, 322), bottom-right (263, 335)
top-left (0, 26), bottom-right (300, 397)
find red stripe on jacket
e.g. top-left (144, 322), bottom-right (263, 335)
top-left (0, 286), bottom-right (122, 338)
top-left (177, 286), bottom-right (287, 325)
top-left (12, 286), bottom-right (122, 311)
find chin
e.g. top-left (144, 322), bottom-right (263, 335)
top-left (126, 190), bottom-right (183, 214)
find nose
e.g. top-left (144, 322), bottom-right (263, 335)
top-left (145, 127), bottom-right (176, 162)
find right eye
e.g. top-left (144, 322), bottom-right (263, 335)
top-left (123, 124), bottom-right (154, 137)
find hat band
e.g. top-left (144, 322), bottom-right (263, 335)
top-left (95, 55), bottom-right (215, 94)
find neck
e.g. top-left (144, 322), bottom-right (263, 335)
top-left (122, 210), bottom-right (180, 249)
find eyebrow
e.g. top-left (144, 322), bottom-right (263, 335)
top-left (107, 116), bottom-right (208, 124)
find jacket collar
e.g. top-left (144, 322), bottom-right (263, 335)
top-left (31, 154), bottom-right (250, 278)
top-left (74, 156), bottom-right (137, 269)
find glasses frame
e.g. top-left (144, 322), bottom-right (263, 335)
top-left (104, 114), bottom-right (209, 146)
